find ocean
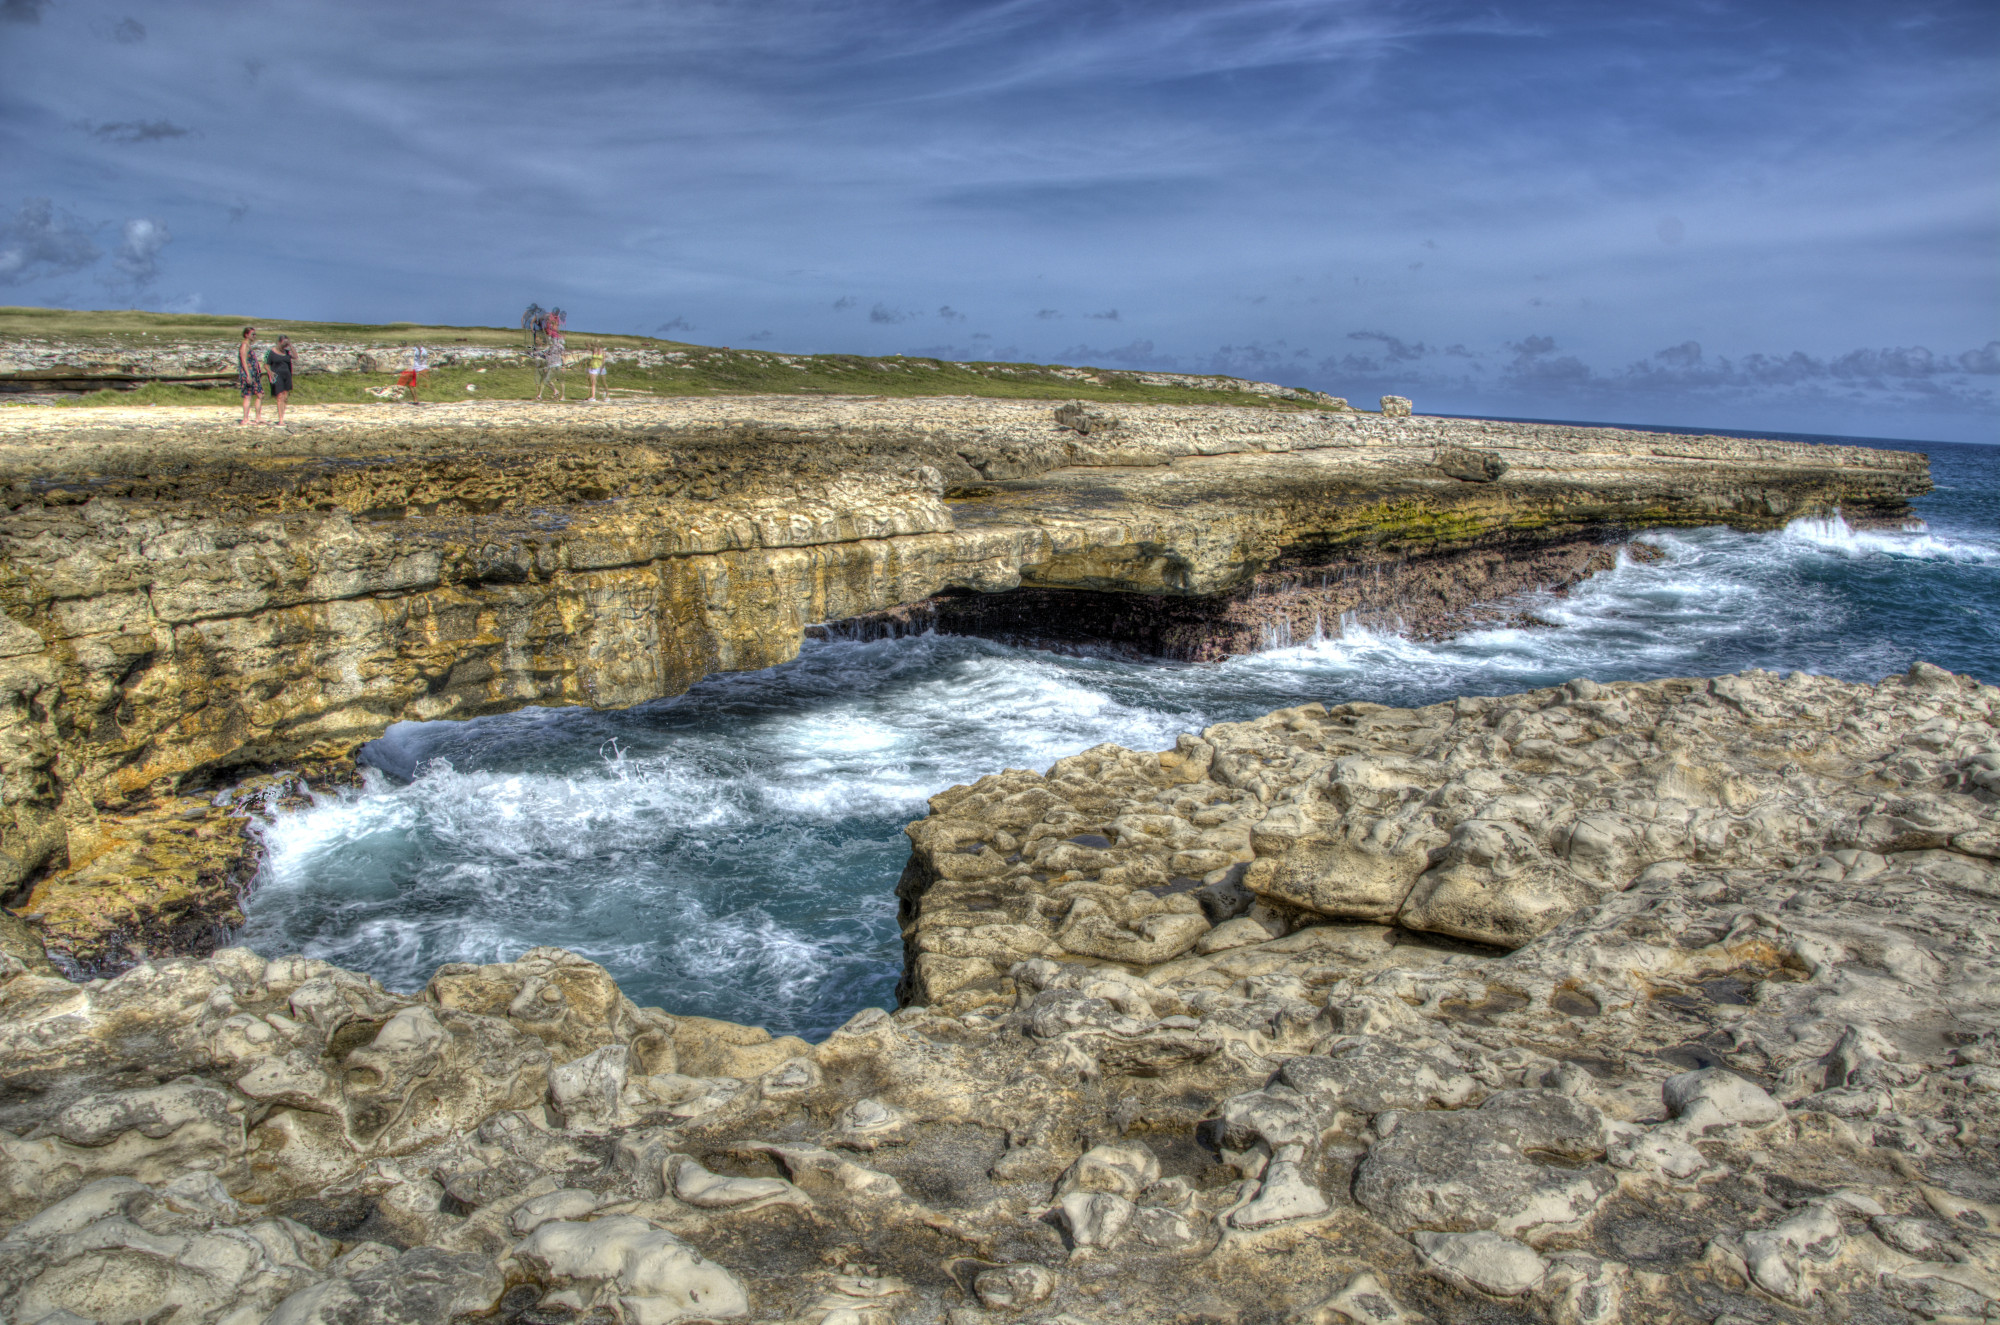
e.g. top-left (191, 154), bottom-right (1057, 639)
top-left (239, 434), bottom-right (2000, 1038)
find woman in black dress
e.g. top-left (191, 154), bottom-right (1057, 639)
top-left (264, 335), bottom-right (296, 425)
top-left (236, 326), bottom-right (264, 425)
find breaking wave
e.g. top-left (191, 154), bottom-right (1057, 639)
top-left (242, 440), bottom-right (2000, 1037)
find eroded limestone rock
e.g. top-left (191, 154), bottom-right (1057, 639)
top-left (0, 401), bottom-right (1924, 970)
top-left (0, 664), bottom-right (1992, 1323)
top-left (902, 664), bottom-right (2000, 998)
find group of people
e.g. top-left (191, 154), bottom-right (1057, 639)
top-left (234, 325), bottom-right (297, 425)
top-left (533, 340), bottom-right (613, 402)
top-left (232, 322), bottom-right (614, 420)
top-left (524, 306), bottom-right (612, 402)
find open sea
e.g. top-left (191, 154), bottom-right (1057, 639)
top-left (239, 433), bottom-right (2000, 1038)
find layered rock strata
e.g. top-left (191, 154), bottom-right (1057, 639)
top-left (0, 664), bottom-right (1997, 1324)
top-left (0, 399), bottom-right (1925, 968)
top-left (831, 537), bottom-right (1636, 658)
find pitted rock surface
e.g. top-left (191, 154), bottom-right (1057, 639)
top-left (0, 664), bottom-right (1994, 1322)
top-left (899, 663), bottom-right (1999, 999)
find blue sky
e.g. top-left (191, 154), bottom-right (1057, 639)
top-left (2, 0), bottom-right (1994, 441)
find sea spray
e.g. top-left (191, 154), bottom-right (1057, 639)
top-left (243, 442), bottom-right (2000, 1037)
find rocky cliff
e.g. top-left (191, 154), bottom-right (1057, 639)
top-left (0, 664), bottom-right (1995, 1324)
top-left (0, 397), bottom-right (1925, 969)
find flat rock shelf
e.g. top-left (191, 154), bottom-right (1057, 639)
top-left (1, 663), bottom-right (1997, 1323)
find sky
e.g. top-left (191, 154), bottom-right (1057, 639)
top-left (1, 0), bottom-right (1995, 442)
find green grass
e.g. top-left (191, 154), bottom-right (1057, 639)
top-left (0, 305), bottom-right (664, 351)
top-left (1, 307), bottom-right (1352, 413)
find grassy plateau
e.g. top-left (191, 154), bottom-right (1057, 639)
top-left (0, 307), bottom-right (1351, 414)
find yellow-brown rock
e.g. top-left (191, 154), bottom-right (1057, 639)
top-left (0, 397), bottom-right (1927, 967)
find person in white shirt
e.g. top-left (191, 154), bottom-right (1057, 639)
top-left (396, 345), bottom-right (431, 403)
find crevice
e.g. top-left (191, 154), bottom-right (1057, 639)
top-left (821, 535), bottom-right (1648, 661)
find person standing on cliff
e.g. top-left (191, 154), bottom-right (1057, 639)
top-left (534, 340), bottom-right (566, 401)
top-left (396, 344), bottom-right (429, 403)
top-left (235, 325), bottom-right (264, 425)
top-left (263, 334), bottom-right (296, 425)
top-left (585, 342), bottom-right (607, 402)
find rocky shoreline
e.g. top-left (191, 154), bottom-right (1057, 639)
top-left (1, 662), bottom-right (1996, 1323)
top-left (0, 398), bottom-right (1926, 973)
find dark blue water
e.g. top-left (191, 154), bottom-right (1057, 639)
top-left (242, 435), bottom-right (2000, 1038)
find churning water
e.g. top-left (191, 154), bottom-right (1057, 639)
top-left (241, 435), bottom-right (2000, 1038)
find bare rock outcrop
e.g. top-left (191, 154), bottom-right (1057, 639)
top-left (0, 398), bottom-right (1927, 970)
top-left (898, 662), bottom-right (1998, 1000)
top-left (0, 663), bottom-right (1994, 1323)
top-left (1436, 442), bottom-right (1510, 482)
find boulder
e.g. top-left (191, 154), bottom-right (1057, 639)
top-left (1435, 444), bottom-right (1509, 482)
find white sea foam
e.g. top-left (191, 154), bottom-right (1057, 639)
top-left (244, 498), bottom-right (1999, 1038)
top-left (1779, 510), bottom-right (2000, 563)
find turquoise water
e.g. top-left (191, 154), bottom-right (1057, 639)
top-left (241, 436), bottom-right (2000, 1038)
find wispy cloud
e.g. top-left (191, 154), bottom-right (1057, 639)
top-left (0, 197), bottom-right (101, 285)
top-left (0, 0), bottom-right (1989, 438)
top-left (85, 119), bottom-right (193, 144)
top-left (1348, 330), bottom-right (1429, 362)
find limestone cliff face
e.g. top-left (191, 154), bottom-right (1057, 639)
top-left (0, 398), bottom-right (1926, 962)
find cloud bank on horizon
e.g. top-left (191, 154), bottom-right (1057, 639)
top-left (0, 0), bottom-right (1994, 441)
